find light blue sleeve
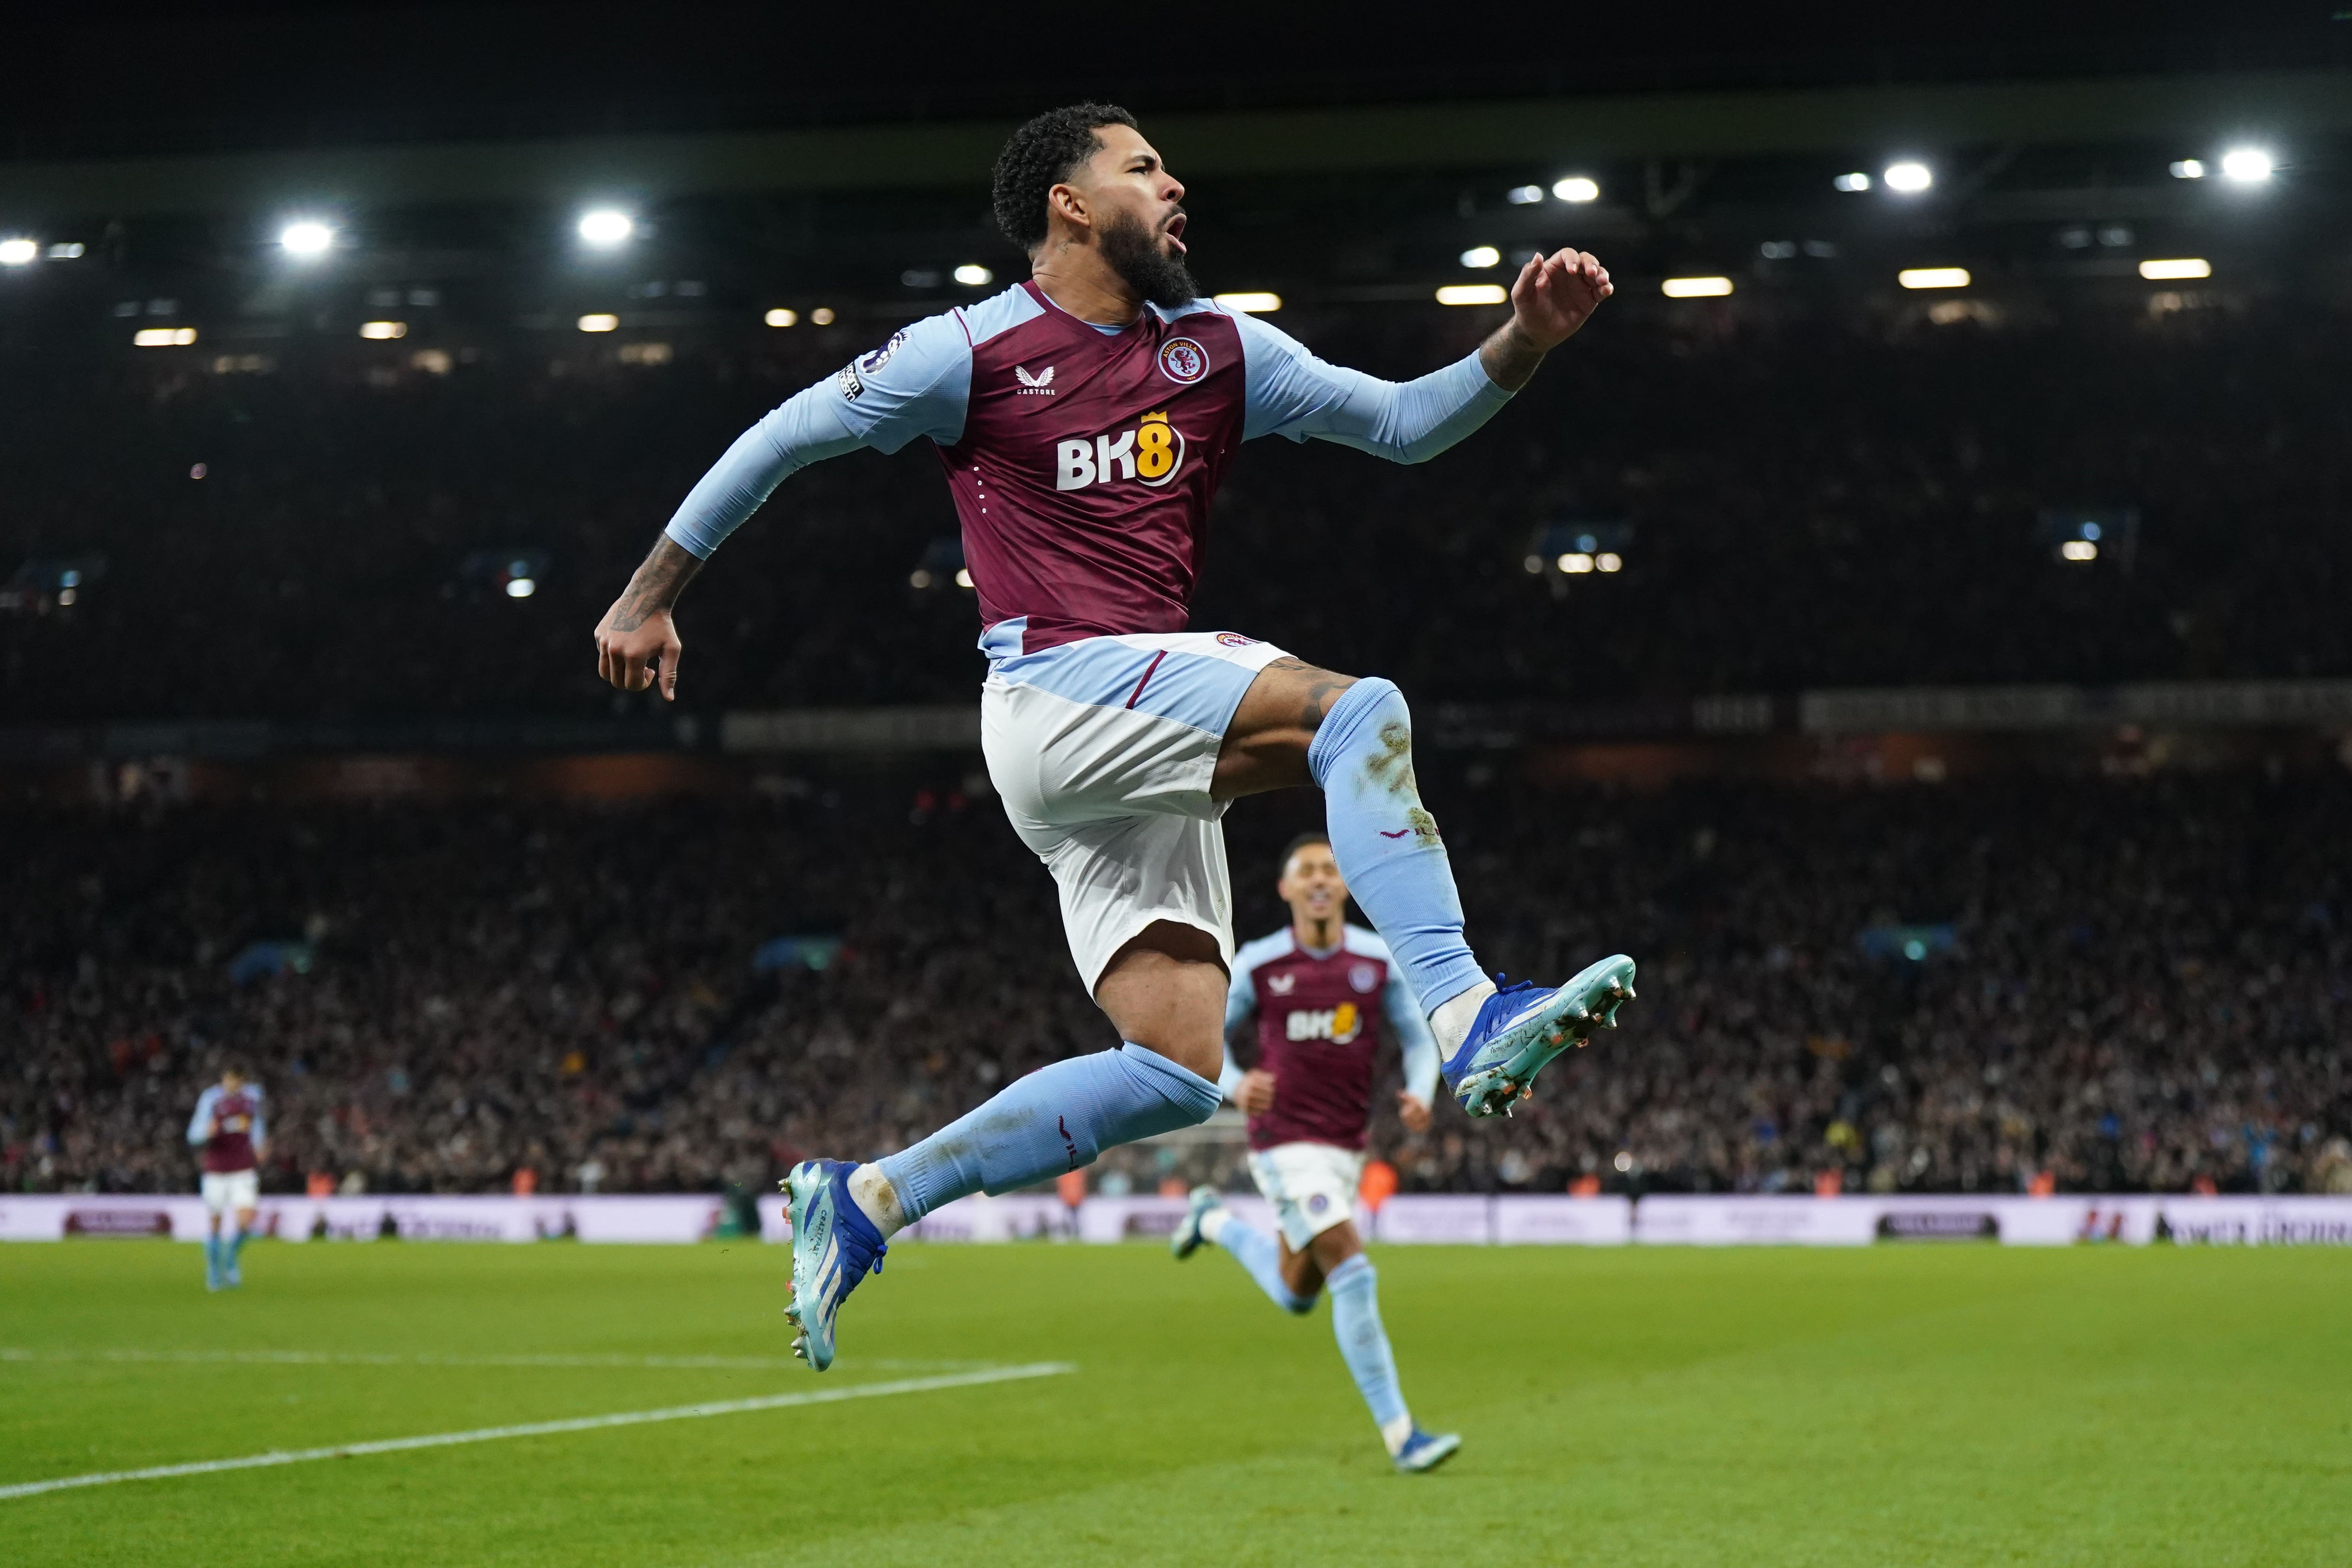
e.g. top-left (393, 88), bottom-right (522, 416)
top-left (662, 311), bottom-right (973, 559)
top-left (1231, 309), bottom-right (1514, 463)
top-left (1385, 975), bottom-right (1441, 1103)
top-left (1219, 966), bottom-right (1258, 1102)
top-left (249, 1087), bottom-right (267, 1150)
top-left (187, 1087), bottom-right (219, 1146)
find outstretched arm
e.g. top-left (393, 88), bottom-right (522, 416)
top-left (591, 312), bottom-right (974, 700)
top-left (1237, 247), bottom-right (1612, 463)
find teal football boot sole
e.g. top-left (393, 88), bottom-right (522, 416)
top-left (1451, 954), bottom-right (1637, 1119)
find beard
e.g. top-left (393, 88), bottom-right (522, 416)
top-left (1099, 206), bottom-right (1199, 308)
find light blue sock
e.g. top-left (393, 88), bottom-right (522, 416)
top-left (877, 1044), bottom-right (1218, 1223)
top-left (1306, 679), bottom-right (1485, 1014)
top-left (1326, 1255), bottom-right (1409, 1430)
top-left (204, 1234), bottom-right (221, 1278)
top-left (1213, 1215), bottom-right (1314, 1314)
top-left (227, 1225), bottom-right (249, 1269)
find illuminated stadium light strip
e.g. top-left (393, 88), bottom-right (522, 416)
top-left (952, 264), bottom-right (993, 286)
top-left (1211, 291), bottom-right (1282, 313)
top-left (358, 321), bottom-right (407, 340)
top-left (577, 208), bottom-right (634, 246)
top-left (1661, 276), bottom-right (1733, 298)
top-left (132, 328), bottom-right (198, 347)
top-left (1435, 284), bottom-right (1508, 306)
top-left (1459, 245), bottom-right (1501, 269)
top-left (279, 221), bottom-right (334, 256)
top-left (1551, 176), bottom-right (1599, 202)
top-left (2220, 148), bottom-right (2272, 183)
top-left (0, 238), bottom-right (35, 266)
top-left (577, 313), bottom-right (619, 332)
top-left (1883, 161), bottom-right (1933, 194)
top-left (1898, 268), bottom-right (1971, 290)
top-left (2138, 259), bottom-right (2211, 280)
top-left (2169, 159), bottom-right (2205, 180)
top-left (764, 308), bottom-right (798, 327)
top-left (0, 1363), bottom-right (1077, 1501)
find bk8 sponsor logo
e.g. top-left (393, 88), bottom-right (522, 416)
top-left (1285, 1002), bottom-right (1362, 1044)
top-left (1055, 410), bottom-right (1185, 491)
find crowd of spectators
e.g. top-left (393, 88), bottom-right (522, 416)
top-left (4, 296), bottom-right (2349, 723)
top-left (8, 767), bottom-right (2347, 1200)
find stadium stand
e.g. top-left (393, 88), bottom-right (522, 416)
top-left (8, 769), bottom-right (2348, 1200)
top-left (5, 300), bottom-right (2349, 724)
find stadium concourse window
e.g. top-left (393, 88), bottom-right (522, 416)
top-left (4, 773), bottom-right (2348, 1201)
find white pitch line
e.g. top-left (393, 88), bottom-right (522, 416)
top-left (0, 1361), bottom-right (1075, 1501)
top-left (0, 1347), bottom-right (984, 1373)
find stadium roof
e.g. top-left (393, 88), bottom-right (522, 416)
top-left (1, 68), bottom-right (2348, 220)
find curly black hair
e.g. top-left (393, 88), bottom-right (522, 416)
top-left (990, 102), bottom-right (1137, 252)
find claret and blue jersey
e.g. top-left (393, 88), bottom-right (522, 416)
top-left (1222, 924), bottom-right (1440, 1152)
top-left (660, 280), bottom-right (1515, 654)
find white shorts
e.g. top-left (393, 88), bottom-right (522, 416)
top-left (1247, 1140), bottom-right (1367, 1251)
top-left (201, 1170), bottom-right (259, 1213)
top-left (980, 621), bottom-right (1291, 993)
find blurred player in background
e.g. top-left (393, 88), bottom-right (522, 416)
top-left (1171, 833), bottom-right (1458, 1472)
top-left (188, 1064), bottom-right (266, 1291)
top-left (595, 102), bottom-right (1635, 1372)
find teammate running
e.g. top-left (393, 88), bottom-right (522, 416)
top-left (593, 103), bottom-right (1637, 1371)
top-left (188, 1064), bottom-right (266, 1291)
top-left (1170, 832), bottom-right (1458, 1472)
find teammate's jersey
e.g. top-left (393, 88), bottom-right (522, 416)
top-left (187, 1083), bottom-right (265, 1174)
top-left (1223, 924), bottom-right (1439, 1152)
top-left (662, 282), bottom-right (1514, 656)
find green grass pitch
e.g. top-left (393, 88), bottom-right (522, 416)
top-left (4, 1239), bottom-right (2347, 1566)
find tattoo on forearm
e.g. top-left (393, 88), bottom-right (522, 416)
top-left (608, 538), bottom-right (702, 631)
top-left (1479, 320), bottom-right (1548, 393)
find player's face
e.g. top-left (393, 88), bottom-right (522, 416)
top-left (221, 1072), bottom-right (244, 1093)
top-left (1075, 123), bottom-right (1187, 260)
top-left (1277, 845), bottom-right (1347, 924)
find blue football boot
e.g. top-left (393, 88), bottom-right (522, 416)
top-left (1393, 1427), bottom-right (1462, 1474)
top-left (1170, 1184), bottom-right (1223, 1261)
top-left (781, 1159), bottom-right (888, 1372)
top-left (1442, 955), bottom-right (1637, 1118)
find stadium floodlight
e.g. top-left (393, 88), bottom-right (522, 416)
top-left (764, 307), bottom-right (798, 327)
top-left (1551, 176), bottom-right (1599, 202)
top-left (0, 238), bottom-right (35, 266)
top-left (576, 313), bottom-right (619, 332)
top-left (1434, 284), bottom-right (1508, 306)
top-left (47, 241), bottom-right (84, 259)
top-left (133, 327), bottom-right (198, 346)
top-left (505, 576), bottom-right (537, 598)
top-left (2060, 540), bottom-right (2098, 562)
top-left (279, 221), bottom-right (335, 257)
top-left (1459, 245), bottom-right (1501, 269)
top-left (1596, 552), bottom-right (1623, 573)
top-left (577, 209), bottom-right (634, 247)
top-left (1661, 276), bottom-right (1733, 298)
top-left (1883, 162), bottom-right (1933, 194)
top-left (952, 264), bottom-right (993, 286)
top-left (1505, 184), bottom-right (1545, 205)
top-left (954, 567), bottom-right (974, 589)
top-left (2138, 258), bottom-right (2211, 280)
top-left (358, 320), bottom-right (407, 339)
top-left (2220, 148), bottom-right (2272, 183)
top-left (1833, 172), bottom-right (1872, 192)
top-left (1557, 552), bottom-right (1595, 574)
top-left (810, 306), bottom-right (836, 325)
top-left (1898, 267), bottom-right (1971, 290)
top-left (2169, 159), bottom-right (2206, 180)
top-left (1212, 292), bottom-right (1282, 313)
